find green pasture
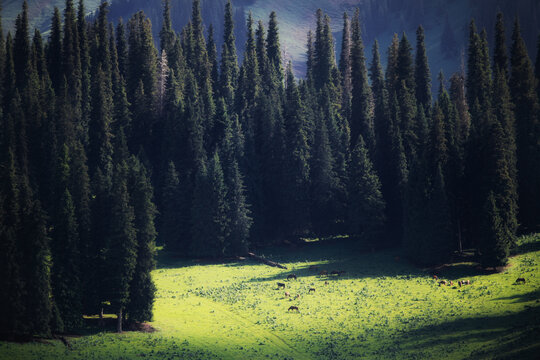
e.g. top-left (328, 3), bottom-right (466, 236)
top-left (1, 235), bottom-right (539, 359)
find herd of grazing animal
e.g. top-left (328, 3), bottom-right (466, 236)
top-left (278, 266), bottom-right (527, 312)
top-left (277, 267), bottom-right (347, 312)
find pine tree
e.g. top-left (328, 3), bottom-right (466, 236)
top-left (348, 136), bottom-right (385, 241)
top-left (160, 161), bottom-right (183, 248)
top-left (207, 25), bottom-right (219, 92)
top-left (127, 11), bottom-right (158, 157)
top-left (51, 187), bottom-right (82, 331)
top-left (48, 7), bottom-right (63, 93)
top-left (310, 111), bottom-right (336, 235)
top-left (103, 161), bottom-right (137, 333)
top-left (415, 25), bottom-right (431, 109)
top-left (494, 13), bottom-right (509, 78)
top-left (159, 0), bottom-right (175, 56)
top-left (350, 9), bottom-right (374, 151)
top-left (191, 152), bottom-right (228, 257)
top-left (126, 156), bottom-right (157, 322)
top-left (220, 0), bottom-right (238, 107)
top-left (386, 33), bottom-right (399, 96)
top-left (313, 10), bottom-right (337, 90)
top-left (78, 0), bottom-right (91, 145)
top-left (14, 1), bottom-right (31, 91)
top-left (224, 160), bottom-right (252, 256)
top-left (266, 11), bottom-right (282, 81)
top-left (282, 62), bottom-right (310, 236)
top-left (0, 149), bottom-right (25, 335)
top-left (339, 12), bottom-right (352, 124)
top-left (509, 18), bottom-right (540, 230)
top-left (479, 192), bottom-right (508, 267)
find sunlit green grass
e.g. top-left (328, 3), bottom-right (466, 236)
top-left (1, 235), bottom-right (539, 359)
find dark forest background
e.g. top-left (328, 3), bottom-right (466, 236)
top-left (0, 0), bottom-right (539, 339)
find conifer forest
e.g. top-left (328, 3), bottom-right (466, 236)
top-left (0, 1), bottom-right (540, 358)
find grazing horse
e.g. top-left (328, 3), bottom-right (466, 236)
top-left (277, 282), bottom-right (286, 289)
top-left (433, 275), bottom-right (438, 280)
top-left (458, 281), bottom-right (462, 287)
top-left (439, 280), bottom-right (447, 286)
top-left (284, 291), bottom-right (290, 297)
top-left (324, 281), bottom-right (329, 285)
top-left (516, 277), bottom-right (526, 284)
top-left (288, 306), bottom-right (299, 312)
top-left (463, 279), bottom-right (470, 285)
top-left (330, 270), bottom-right (340, 276)
top-left (287, 274), bottom-right (297, 280)
top-left (319, 270), bottom-right (328, 277)
top-left (309, 288), bottom-right (315, 293)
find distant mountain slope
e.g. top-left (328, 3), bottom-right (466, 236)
top-left (5, 0), bottom-right (540, 87)
top-left (3, 0), bottom-right (101, 35)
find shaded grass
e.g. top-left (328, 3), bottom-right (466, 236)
top-left (1, 234), bottom-right (539, 359)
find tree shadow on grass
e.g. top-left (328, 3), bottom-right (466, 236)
top-left (493, 289), bottom-right (540, 303)
top-left (397, 306), bottom-right (540, 359)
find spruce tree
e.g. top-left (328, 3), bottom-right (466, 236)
top-left (159, 0), bottom-right (176, 57)
top-left (127, 11), bottom-right (158, 157)
top-left (509, 18), bottom-right (540, 230)
top-left (103, 160), bottom-right (137, 333)
top-left (339, 12), bottom-right (352, 124)
top-left (348, 136), bottom-right (385, 241)
top-left (191, 152), bottom-right (228, 257)
top-left (282, 62), bottom-right (310, 236)
top-left (266, 11), bottom-right (282, 80)
top-left (48, 7), bottom-right (63, 93)
top-left (160, 161), bottom-right (183, 248)
top-left (126, 156), bottom-right (157, 322)
top-left (224, 160), bottom-right (252, 256)
top-left (350, 9), bottom-right (374, 151)
top-left (220, 0), bottom-right (238, 107)
top-left (415, 25), bottom-right (431, 109)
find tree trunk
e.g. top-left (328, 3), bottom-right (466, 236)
top-left (99, 307), bottom-right (104, 327)
top-left (117, 307), bottom-right (123, 333)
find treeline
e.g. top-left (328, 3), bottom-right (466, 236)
top-left (1, 0), bottom-right (540, 337)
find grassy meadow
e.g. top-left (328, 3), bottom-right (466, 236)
top-left (1, 235), bottom-right (540, 359)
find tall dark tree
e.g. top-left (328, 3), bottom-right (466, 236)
top-left (159, 0), bottom-right (175, 56)
top-left (220, 0), bottom-right (238, 107)
top-left (282, 62), bottom-right (310, 236)
top-left (266, 11), bottom-right (282, 80)
top-left (350, 9), bottom-right (374, 151)
top-left (126, 156), bottom-right (157, 322)
top-left (415, 25), bottom-right (431, 109)
top-left (190, 152), bottom-right (228, 257)
top-left (339, 12), bottom-right (352, 123)
top-left (509, 18), bottom-right (540, 230)
top-left (348, 136), bottom-right (385, 241)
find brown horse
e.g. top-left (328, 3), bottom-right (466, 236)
top-left (277, 282), bottom-right (285, 289)
top-left (516, 277), bottom-right (526, 284)
top-left (433, 275), bottom-right (438, 280)
top-left (319, 270), bottom-right (328, 277)
top-left (288, 306), bottom-right (299, 312)
top-left (287, 274), bottom-right (297, 280)
top-left (330, 270), bottom-right (340, 276)
top-left (439, 280), bottom-right (447, 286)
top-left (309, 288), bottom-right (315, 293)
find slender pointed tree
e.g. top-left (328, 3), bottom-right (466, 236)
top-left (415, 25), bottom-right (431, 109)
top-left (510, 18), bottom-right (540, 230)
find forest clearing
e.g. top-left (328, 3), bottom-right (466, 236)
top-left (1, 234), bottom-right (539, 359)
